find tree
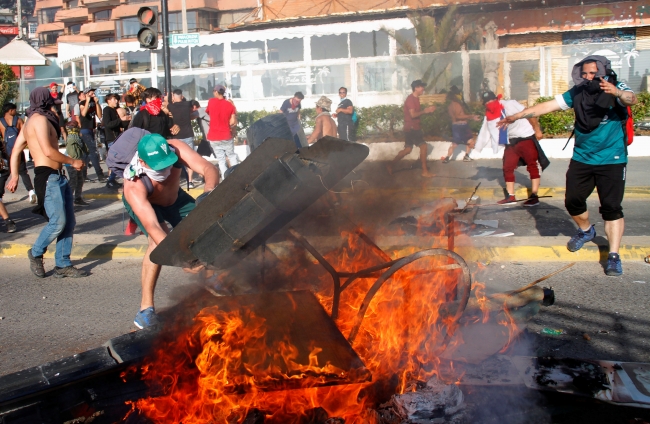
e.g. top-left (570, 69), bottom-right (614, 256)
top-left (0, 64), bottom-right (18, 107)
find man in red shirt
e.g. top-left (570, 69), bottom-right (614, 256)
top-left (387, 80), bottom-right (436, 177)
top-left (206, 84), bottom-right (237, 178)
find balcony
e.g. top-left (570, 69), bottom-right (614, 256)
top-left (80, 19), bottom-right (115, 35)
top-left (82, 0), bottom-right (120, 8)
top-left (37, 22), bottom-right (64, 33)
top-left (58, 34), bottom-right (91, 42)
top-left (55, 7), bottom-right (89, 22)
top-left (34, 0), bottom-right (64, 11)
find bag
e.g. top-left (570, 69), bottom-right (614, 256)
top-left (0, 116), bottom-right (19, 157)
top-left (105, 127), bottom-right (150, 178)
top-left (351, 109), bottom-right (358, 124)
top-left (617, 105), bottom-right (634, 146)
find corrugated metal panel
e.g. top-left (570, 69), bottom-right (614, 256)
top-left (502, 32), bottom-right (562, 48)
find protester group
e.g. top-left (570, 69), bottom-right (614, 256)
top-left (0, 54), bottom-right (637, 328)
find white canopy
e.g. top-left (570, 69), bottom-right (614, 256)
top-left (0, 37), bottom-right (49, 66)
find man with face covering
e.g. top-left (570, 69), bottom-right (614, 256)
top-left (498, 55), bottom-right (637, 276)
top-left (122, 134), bottom-right (219, 329)
top-left (6, 87), bottom-right (87, 278)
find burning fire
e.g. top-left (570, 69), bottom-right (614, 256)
top-left (126, 231), bottom-right (517, 423)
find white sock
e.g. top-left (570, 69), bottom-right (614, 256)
top-left (29, 190), bottom-right (35, 196)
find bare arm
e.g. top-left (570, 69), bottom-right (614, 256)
top-left (448, 102), bottom-right (475, 121)
top-left (527, 117), bottom-right (543, 139)
top-left (498, 99), bottom-right (561, 127)
top-left (599, 78), bottom-right (638, 106)
top-left (16, 118), bottom-right (23, 131)
top-left (229, 113), bottom-right (236, 128)
top-left (336, 105), bottom-right (354, 114)
top-left (168, 139), bottom-right (220, 191)
top-left (307, 117), bottom-right (323, 144)
top-left (95, 101), bottom-right (102, 119)
top-left (410, 105), bottom-right (436, 119)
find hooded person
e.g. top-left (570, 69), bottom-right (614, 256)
top-left (498, 55), bottom-right (637, 277)
top-left (5, 87), bottom-right (87, 278)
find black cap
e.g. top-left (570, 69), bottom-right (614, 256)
top-left (449, 85), bottom-right (462, 95)
top-left (411, 79), bottom-right (427, 90)
top-left (129, 78), bottom-right (138, 84)
top-left (481, 90), bottom-right (497, 104)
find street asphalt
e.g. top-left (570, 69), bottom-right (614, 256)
top-left (1, 154), bottom-right (649, 382)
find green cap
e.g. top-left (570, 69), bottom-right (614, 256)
top-left (138, 134), bottom-right (178, 171)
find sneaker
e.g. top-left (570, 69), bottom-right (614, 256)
top-left (105, 180), bottom-right (121, 190)
top-left (188, 182), bottom-right (195, 189)
top-left (441, 156), bottom-right (451, 164)
top-left (84, 178), bottom-right (96, 183)
top-left (74, 198), bottom-right (89, 206)
top-left (53, 265), bottom-right (88, 278)
top-left (463, 155), bottom-right (473, 162)
top-left (29, 192), bottom-right (37, 204)
top-left (523, 193), bottom-right (540, 207)
top-left (5, 219), bottom-right (16, 233)
top-left (497, 195), bottom-right (517, 205)
top-left (567, 225), bottom-right (596, 252)
top-left (97, 176), bottom-right (108, 183)
top-left (134, 307), bottom-right (160, 329)
top-left (27, 248), bottom-right (46, 278)
top-left (605, 253), bottom-right (623, 276)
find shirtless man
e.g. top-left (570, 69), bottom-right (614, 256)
top-left (307, 96), bottom-right (337, 144)
top-left (443, 85), bottom-right (480, 163)
top-left (6, 87), bottom-right (87, 278)
top-left (123, 133), bottom-right (219, 329)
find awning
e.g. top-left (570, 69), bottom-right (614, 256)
top-left (58, 40), bottom-right (143, 62)
top-left (0, 37), bottom-right (49, 66)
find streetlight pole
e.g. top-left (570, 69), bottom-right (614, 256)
top-left (16, 0), bottom-right (22, 38)
top-left (160, 0), bottom-right (172, 103)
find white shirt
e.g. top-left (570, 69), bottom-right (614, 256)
top-left (501, 100), bottom-right (535, 139)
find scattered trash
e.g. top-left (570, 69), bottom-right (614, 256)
top-left (500, 265), bottom-right (505, 269)
top-left (583, 333), bottom-right (591, 341)
top-left (632, 281), bottom-right (646, 284)
top-left (541, 328), bottom-right (565, 336)
top-left (474, 219), bottom-right (499, 229)
top-left (0, 317), bottom-right (4, 320)
top-left (42, 296), bottom-right (46, 299)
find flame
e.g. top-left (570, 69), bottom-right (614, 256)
top-left (127, 224), bottom-right (522, 422)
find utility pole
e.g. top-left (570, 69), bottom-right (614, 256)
top-left (16, 0), bottom-right (22, 38)
top-left (181, 0), bottom-right (187, 33)
top-left (160, 0), bottom-right (172, 103)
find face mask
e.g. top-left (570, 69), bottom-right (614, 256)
top-left (142, 164), bottom-right (172, 182)
top-left (584, 78), bottom-right (602, 95)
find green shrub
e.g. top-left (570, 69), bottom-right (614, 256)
top-left (534, 96), bottom-right (575, 136)
top-left (631, 91), bottom-right (650, 122)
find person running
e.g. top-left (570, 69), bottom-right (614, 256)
top-left (122, 134), bottom-right (219, 328)
top-left (280, 91), bottom-right (307, 148)
top-left (386, 79), bottom-right (436, 177)
top-left (6, 87), bottom-right (87, 278)
top-left (206, 84), bottom-right (238, 179)
top-left (333, 87), bottom-right (355, 141)
top-left (167, 89), bottom-right (197, 187)
top-left (102, 93), bottom-right (131, 189)
top-left (307, 96), bottom-right (337, 144)
top-left (498, 55), bottom-right (636, 276)
top-left (78, 87), bottom-right (107, 183)
top-left (444, 85), bottom-right (479, 163)
top-left (0, 103), bottom-right (36, 203)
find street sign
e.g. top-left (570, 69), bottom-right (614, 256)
top-left (170, 33), bottom-right (200, 46)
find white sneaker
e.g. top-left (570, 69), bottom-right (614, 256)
top-left (29, 192), bottom-right (37, 204)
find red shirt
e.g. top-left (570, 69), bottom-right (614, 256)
top-left (403, 94), bottom-right (421, 131)
top-left (206, 98), bottom-right (236, 141)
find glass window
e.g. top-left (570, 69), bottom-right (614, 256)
top-left (94, 9), bottom-right (112, 21)
top-left (116, 17), bottom-right (139, 40)
top-left (72, 59), bottom-right (84, 78)
top-left (311, 34), bottom-right (348, 60)
top-left (197, 11), bottom-right (218, 31)
top-left (268, 38), bottom-right (303, 63)
top-left (191, 44), bottom-right (224, 68)
top-left (67, 0), bottom-right (78, 9)
top-left (0, 15), bottom-right (13, 24)
top-left (62, 62), bottom-right (72, 78)
top-left (68, 24), bottom-right (81, 35)
top-left (357, 62), bottom-right (395, 92)
top-left (122, 51), bottom-right (152, 73)
top-left (218, 9), bottom-right (253, 27)
top-left (39, 31), bottom-right (62, 46)
top-left (95, 37), bottom-right (115, 42)
top-left (37, 8), bottom-right (61, 24)
top-left (157, 47), bottom-right (190, 70)
top-left (350, 31), bottom-right (389, 58)
top-left (168, 11), bottom-right (182, 33)
top-left (255, 67), bottom-right (308, 98)
top-left (230, 72), bottom-right (243, 98)
top-left (90, 54), bottom-right (119, 75)
top-left (232, 41), bottom-right (265, 66)
top-left (395, 28), bottom-right (417, 55)
top-left (312, 64), bottom-right (350, 95)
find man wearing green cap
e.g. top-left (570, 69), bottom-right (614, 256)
top-left (123, 133), bottom-right (219, 329)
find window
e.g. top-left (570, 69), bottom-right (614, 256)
top-left (95, 37), bottom-right (115, 42)
top-left (66, 0), bottom-right (79, 9)
top-left (62, 62), bottom-right (72, 78)
top-left (255, 67), bottom-right (308, 98)
top-left (157, 47), bottom-right (189, 69)
top-left (268, 38), bottom-right (303, 63)
top-left (68, 24), bottom-right (81, 35)
top-left (37, 8), bottom-right (61, 24)
top-left (39, 31), bottom-right (62, 46)
top-left (191, 44), bottom-right (224, 68)
top-left (166, 11), bottom-right (217, 33)
top-left (218, 9), bottom-right (253, 28)
top-left (94, 9), bottom-right (112, 21)
top-left (350, 31), bottom-right (389, 58)
top-left (28, 22), bottom-right (38, 38)
top-left (395, 28), bottom-right (417, 55)
top-left (116, 17), bottom-right (139, 40)
top-left (90, 54), bottom-right (118, 75)
top-left (232, 41), bottom-right (265, 65)
top-left (0, 15), bottom-right (13, 25)
top-left (357, 62), bottom-right (395, 92)
top-left (312, 64), bottom-right (350, 95)
top-left (311, 34), bottom-right (348, 60)
top-left (122, 50), bottom-right (152, 73)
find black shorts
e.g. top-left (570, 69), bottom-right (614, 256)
top-left (405, 129), bottom-right (425, 147)
top-left (565, 159), bottom-right (626, 221)
top-left (0, 169), bottom-right (8, 198)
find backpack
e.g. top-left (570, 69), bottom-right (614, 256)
top-left (0, 116), bottom-right (19, 157)
top-left (105, 127), bottom-right (150, 179)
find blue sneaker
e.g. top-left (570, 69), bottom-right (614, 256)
top-left (567, 225), bottom-right (596, 252)
top-left (134, 307), bottom-right (160, 329)
top-left (605, 253), bottom-right (623, 276)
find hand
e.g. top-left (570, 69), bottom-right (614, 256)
top-left (473, 115), bottom-right (482, 121)
top-left (425, 106), bottom-right (436, 113)
top-left (5, 175), bottom-right (18, 193)
top-left (183, 263), bottom-right (205, 274)
top-left (599, 77), bottom-right (618, 96)
top-left (496, 115), bottom-right (516, 129)
top-left (170, 125), bottom-right (180, 135)
top-left (535, 130), bottom-right (543, 140)
top-left (71, 159), bottom-right (84, 171)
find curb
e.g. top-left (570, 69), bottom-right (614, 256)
top-left (2, 234), bottom-right (649, 263)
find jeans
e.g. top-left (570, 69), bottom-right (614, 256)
top-left (32, 174), bottom-right (76, 268)
top-left (179, 136), bottom-right (197, 151)
top-left (81, 129), bottom-right (105, 179)
top-left (208, 138), bottom-right (238, 178)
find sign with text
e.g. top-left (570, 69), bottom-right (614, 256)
top-left (0, 26), bottom-right (19, 35)
top-left (170, 33), bottom-right (199, 46)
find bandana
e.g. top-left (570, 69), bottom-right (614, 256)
top-left (484, 95), bottom-right (504, 121)
top-left (125, 149), bottom-right (174, 182)
top-left (26, 87), bottom-right (61, 138)
top-left (141, 97), bottom-right (162, 116)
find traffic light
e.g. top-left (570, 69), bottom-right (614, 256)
top-left (137, 6), bottom-right (158, 49)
